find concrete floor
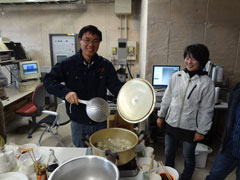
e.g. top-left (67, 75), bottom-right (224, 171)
top-left (151, 137), bottom-right (235, 180)
top-left (6, 116), bottom-right (236, 180)
top-left (6, 116), bottom-right (74, 147)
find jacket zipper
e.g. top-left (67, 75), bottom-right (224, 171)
top-left (187, 84), bottom-right (197, 99)
top-left (165, 107), bottom-right (171, 121)
top-left (178, 78), bottom-right (191, 127)
top-left (195, 110), bottom-right (198, 128)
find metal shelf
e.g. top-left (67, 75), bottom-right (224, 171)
top-left (0, 59), bottom-right (30, 66)
top-left (0, 0), bottom-right (83, 5)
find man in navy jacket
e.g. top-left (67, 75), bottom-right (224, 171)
top-left (206, 82), bottom-right (240, 180)
top-left (44, 25), bottom-right (123, 147)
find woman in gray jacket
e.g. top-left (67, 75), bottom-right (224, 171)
top-left (157, 44), bottom-right (215, 180)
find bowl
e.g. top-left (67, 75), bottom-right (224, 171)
top-left (156, 166), bottom-right (179, 180)
top-left (136, 157), bottom-right (159, 173)
top-left (149, 172), bottom-right (162, 180)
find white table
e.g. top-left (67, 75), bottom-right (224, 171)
top-left (38, 146), bottom-right (143, 180)
top-left (5, 145), bottom-right (144, 180)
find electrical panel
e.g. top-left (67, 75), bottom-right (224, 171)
top-left (49, 34), bottom-right (79, 66)
top-left (111, 40), bottom-right (137, 62)
top-left (117, 38), bottom-right (128, 65)
top-left (127, 41), bottom-right (137, 60)
top-left (112, 47), bottom-right (117, 55)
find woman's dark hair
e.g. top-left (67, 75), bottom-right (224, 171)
top-left (183, 43), bottom-right (209, 69)
top-left (78, 25), bottom-right (102, 41)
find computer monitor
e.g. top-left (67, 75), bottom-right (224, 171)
top-left (152, 65), bottom-right (180, 87)
top-left (19, 60), bottom-right (41, 80)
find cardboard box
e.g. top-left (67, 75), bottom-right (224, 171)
top-left (107, 112), bottom-right (134, 131)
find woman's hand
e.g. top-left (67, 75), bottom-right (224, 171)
top-left (65, 92), bottom-right (79, 105)
top-left (193, 132), bottom-right (204, 141)
top-left (157, 117), bottom-right (165, 128)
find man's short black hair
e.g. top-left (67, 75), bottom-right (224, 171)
top-left (78, 25), bottom-right (102, 41)
top-left (183, 43), bottom-right (209, 69)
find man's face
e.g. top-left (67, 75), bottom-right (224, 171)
top-left (79, 32), bottom-right (100, 62)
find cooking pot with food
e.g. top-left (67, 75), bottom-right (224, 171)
top-left (82, 78), bottom-right (154, 166)
top-left (88, 128), bottom-right (139, 166)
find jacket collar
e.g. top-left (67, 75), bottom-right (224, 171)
top-left (76, 49), bottom-right (101, 67)
top-left (184, 68), bottom-right (207, 78)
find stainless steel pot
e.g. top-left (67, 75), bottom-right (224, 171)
top-left (89, 128), bottom-right (139, 166)
top-left (48, 156), bottom-right (119, 180)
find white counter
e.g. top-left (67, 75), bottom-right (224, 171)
top-left (4, 145), bottom-right (144, 180)
top-left (26, 146), bottom-right (87, 180)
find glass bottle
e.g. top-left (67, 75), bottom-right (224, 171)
top-left (36, 163), bottom-right (47, 180)
top-left (47, 149), bottom-right (59, 175)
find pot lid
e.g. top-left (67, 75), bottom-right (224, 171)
top-left (117, 78), bottom-right (156, 123)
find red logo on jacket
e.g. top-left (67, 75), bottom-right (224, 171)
top-left (98, 68), bottom-right (104, 73)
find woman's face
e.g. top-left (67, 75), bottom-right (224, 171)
top-left (184, 54), bottom-right (200, 72)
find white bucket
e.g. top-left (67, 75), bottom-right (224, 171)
top-left (195, 143), bottom-right (212, 168)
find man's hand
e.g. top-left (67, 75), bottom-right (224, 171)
top-left (156, 117), bottom-right (165, 128)
top-left (65, 92), bottom-right (79, 105)
top-left (194, 132), bottom-right (204, 141)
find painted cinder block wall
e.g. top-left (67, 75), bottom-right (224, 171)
top-left (1, 0), bottom-right (240, 87)
top-left (145, 0), bottom-right (240, 88)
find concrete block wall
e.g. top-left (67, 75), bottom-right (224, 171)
top-left (145, 0), bottom-right (240, 88)
top-left (0, 1), bottom-right (140, 77)
top-left (1, 0), bottom-right (240, 87)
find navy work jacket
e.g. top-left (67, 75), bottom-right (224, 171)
top-left (44, 49), bottom-right (123, 124)
top-left (221, 82), bottom-right (240, 155)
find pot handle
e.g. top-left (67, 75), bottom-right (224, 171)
top-left (105, 149), bottom-right (119, 165)
top-left (138, 130), bottom-right (148, 144)
top-left (84, 141), bottom-right (91, 147)
top-left (82, 135), bottom-right (91, 147)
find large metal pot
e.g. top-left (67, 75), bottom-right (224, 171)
top-left (89, 128), bottom-right (139, 166)
top-left (48, 156), bottom-right (119, 180)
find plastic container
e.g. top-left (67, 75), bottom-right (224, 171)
top-left (156, 166), bottom-right (179, 180)
top-left (216, 66), bottom-right (223, 83)
top-left (136, 157), bottom-right (159, 174)
top-left (195, 143), bottom-right (212, 168)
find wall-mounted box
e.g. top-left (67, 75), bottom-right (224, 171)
top-left (115, 0), bottom-right (132, 15)
top-left (111, 40), bottom-right (137, 61)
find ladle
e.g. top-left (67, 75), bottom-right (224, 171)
top-left (78, 97), bottom-right (110, 122)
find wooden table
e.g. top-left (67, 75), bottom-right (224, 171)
top-left (0, 85), bottom-right (33, 137)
